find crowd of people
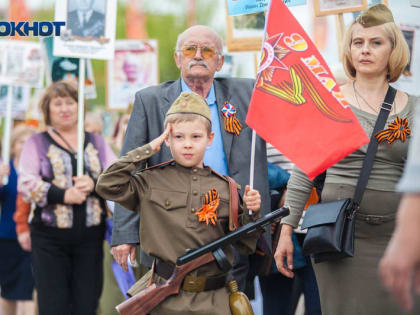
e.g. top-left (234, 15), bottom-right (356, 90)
top-left (0, 4), bottom-right (420, 315)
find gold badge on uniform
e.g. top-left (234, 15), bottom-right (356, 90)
top-left (221, 102), bottom-right (242, 136)
top-left (375, 116), bottom-right (411, 145)
top-left (196, 189), bottom-right (220, 226)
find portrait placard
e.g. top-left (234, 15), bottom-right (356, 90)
top-left (227, 0), bottom-right (269, 16)
top-left (215, 54), bottom-right (235, 78)
top-left (43, 37), bottom-right (97, 99)
top-left (314, 0), bottom-right (368, 17)
top-left (53, 0), bottom-right (117, 60)
top-left (410, 0), bottom-right (420, 7)
top-left (0, 40), bottom-right (45, 88)
top-left (0, 86), bottom-right (30, 119)
top-left (225, 6), bottom-right (265, 52)
top-left (107, 40), bottom-right (159, 111)
top-left (393, 23), bottom-right (420, 96)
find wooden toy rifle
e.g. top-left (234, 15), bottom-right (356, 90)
top-left (116, 207), bottom-right (289, 315)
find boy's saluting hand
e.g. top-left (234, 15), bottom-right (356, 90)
top-left (149, 124), bottom-right (171, 153)
top-left (243, 185), bottom-right (261, 212)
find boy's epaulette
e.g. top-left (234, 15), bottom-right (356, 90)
top-left (139, 160), bottom-right (175, 172)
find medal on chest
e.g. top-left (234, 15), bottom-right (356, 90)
top-left (196, 189), bottom-right (220, 226)
top-left (221, 102), bottom-right (242, 136)
top-left (375, 116), bottom-right (411, 145)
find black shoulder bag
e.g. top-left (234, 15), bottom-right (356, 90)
top-left (301, 86), bottom-right (396, 264)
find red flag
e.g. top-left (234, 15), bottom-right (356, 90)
top-left (246, 0), bottom-right (369, 180)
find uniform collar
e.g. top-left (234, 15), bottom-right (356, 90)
top-left (174, 162), bottom-right (211, 176)
top-left (181, 78), bottom-right (216, 105)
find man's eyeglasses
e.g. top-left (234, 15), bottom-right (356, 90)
top-left (177, 45), bottom-right (219, 59)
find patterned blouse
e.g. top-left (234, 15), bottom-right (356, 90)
top-left (18, 131), bottom-right (115, 229)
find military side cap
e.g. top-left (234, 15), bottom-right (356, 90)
top-left (356, 4), bottom-right (394, 28)
top-left (166, 92), bottom-right (211, 121)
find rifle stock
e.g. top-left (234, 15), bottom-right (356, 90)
top-left (116, 252), bottom-right (215, 315)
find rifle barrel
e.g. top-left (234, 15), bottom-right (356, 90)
top-left (176, 207), bottom-right (289, 266)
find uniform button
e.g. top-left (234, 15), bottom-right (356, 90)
top-left (165, 200), bottom-right (171, 207)
top-left (136, 155), bottom-right (140, 159)
top-left (191, 208), bottom-right (196, 213)
top-left (193, 168), bottom-right (198, 173)
top-left (192, 176), bottom-right (198, 181)
top-left (192, 190), bottom-right (198, 196)
top-left (145, 150), bottom-right (150, 154)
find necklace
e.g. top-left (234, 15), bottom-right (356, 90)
top-left (51, 128), bottom-right (77, 156)
top-left (352, 81), bottom-right (396, 115)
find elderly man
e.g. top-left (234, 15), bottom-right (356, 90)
top-left (111, 25), bottom-right (270, 290)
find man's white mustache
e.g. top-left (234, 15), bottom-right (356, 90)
top-left (188, 60), bottom-right (208, 69)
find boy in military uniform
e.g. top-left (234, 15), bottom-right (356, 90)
top-left (96, 92), bottom-right (261, 315)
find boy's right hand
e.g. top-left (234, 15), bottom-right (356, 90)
top-left (149, 124), bottom-right (171, 153)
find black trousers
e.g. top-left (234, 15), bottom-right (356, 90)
top-left (31, 227), bottom-right (104, 315)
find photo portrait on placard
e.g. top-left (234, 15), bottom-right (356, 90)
top-left (54, 0), bottom-right (117, 60)
top-left (67, 0), bottom-right (106, 39)
top-left (107, 40), bottom-right (158, 111)
top-left (0, 40), bottom-right (45, 88)
top-left (43, 37), bottom-right (97, 99)
top-left (0, 86), bottom-right (30, 120)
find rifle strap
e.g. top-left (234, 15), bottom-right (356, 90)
top-left (210, 169), bottom-right (239, 232)
top-left (147, 259), bottom-right (156, 287)
top-left (226, 176), bottom-right (239, 231)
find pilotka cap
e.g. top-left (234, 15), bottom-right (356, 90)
top-left (166, 92), bottom-right (211, 122)
top-left (356, 4), bottom-right (394, 28)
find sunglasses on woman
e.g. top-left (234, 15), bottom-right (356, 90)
top-left (178, 45), bottom-right (219, 59)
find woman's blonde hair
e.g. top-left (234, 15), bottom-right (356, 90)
top-left (342, 21), bottom-right (410, 82)
top-left (39, 81), bottom-right (80, 126)
top-left (10, 124), bottom-right (36, 157)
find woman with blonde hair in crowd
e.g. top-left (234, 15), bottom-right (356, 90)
top-left (275, 4), bottom-right (419, 314)
top-left (18, 81), bottom-right (115, 315)
top-left (0, 124), bottom-right (36, 315)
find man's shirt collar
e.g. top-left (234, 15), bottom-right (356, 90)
top-left (181, 78), bottom-right (216, 105)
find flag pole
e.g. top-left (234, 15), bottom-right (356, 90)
top-left (77, 58), bottom-right (86, 177)
top-left (249, 130), bottom-right (256, 190)
top-left (248, 131), bottom-right (257, 215)
top-left (248, 0), bottom-right (272, 213)
top-left (1, 85), bottom-right (13, 185)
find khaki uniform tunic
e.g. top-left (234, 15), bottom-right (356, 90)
top-left (96, 144), bottom-right (259, 315)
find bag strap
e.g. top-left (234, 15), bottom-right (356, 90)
top-left (353, 85), bottom-right (397, 206)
